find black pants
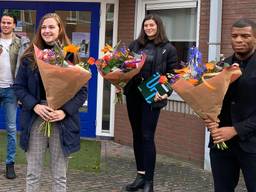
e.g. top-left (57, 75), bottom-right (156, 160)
top-left (210, 143), bottom-right (256, 192)
top-left (126, 88), bottom-right (160, 181)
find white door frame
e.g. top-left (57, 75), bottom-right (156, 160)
top-left (96, 0), bottom-right (119, 137)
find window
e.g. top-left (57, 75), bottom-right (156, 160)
top-left (56, 10), bottom-right (92, 111)
top-left (147, 7), bottom-right (197, 63)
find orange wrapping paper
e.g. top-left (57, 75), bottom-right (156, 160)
top-left (34, 45), bottom-right (91, 109)
top-left (171, 66), bottom-right (242, 122)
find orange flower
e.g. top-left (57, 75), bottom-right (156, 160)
top-left (87, 57), bottom-right (95, 65)
top-left (174, 67), bottom-right (190, 75)
top-left (187, 78), bottom-right (198, 85)
top-left (101, 44), bottom-right (113, 53)
top-left (63, 44), bottom-right (80, 53)
top-left (205, 62), bottom-right (215, 71)
top-left (95, 59), bottom-right (107, 68)
top-left (159, 75), bottom-right (168, 84)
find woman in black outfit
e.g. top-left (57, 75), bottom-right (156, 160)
top-left (124, 14), bottom-right (178, 192)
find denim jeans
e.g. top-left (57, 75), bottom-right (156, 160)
top-left (0, 87), bottom-right (17, 165)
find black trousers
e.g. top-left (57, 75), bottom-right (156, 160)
top-left (210, 143), bottom-right (256, 192)
top-left (126, 88), bottom-right (160, 181)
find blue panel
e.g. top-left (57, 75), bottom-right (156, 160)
top-left (0, 1), bottom-right (100, 137)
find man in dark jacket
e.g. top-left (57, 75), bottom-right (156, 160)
top-left (205, 18), bottom-right (256, 192)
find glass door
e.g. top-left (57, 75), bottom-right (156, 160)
top-left (0, 1), bottom-right (100, 137)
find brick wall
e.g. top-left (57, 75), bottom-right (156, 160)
top-left (117, 0), bottom-right (136, 45)
top-left (199, 0), bottom-right (210, 63)
top-left (113, 0), bottom-right (209, 168)
top-left (114, 0), bottom-right (256, 168)
top-left (199, 0), bottom-right (256, 61)
top-left (114, 104), bottom-right (205, 167)
top-left (221, 0), bottom-right (256, 57)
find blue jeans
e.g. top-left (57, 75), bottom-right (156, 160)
top-left (0, 87), bottom-right (17, 165)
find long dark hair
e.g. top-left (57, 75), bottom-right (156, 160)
top-left (137, 14), bottom-right (168, 46)
top-left (21, 13), bottom-right (79, 68)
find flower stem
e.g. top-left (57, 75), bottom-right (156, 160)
top-left (40, 121), bottom-right (52, 137)
top-left (216, 141), bottom-right (228, 150)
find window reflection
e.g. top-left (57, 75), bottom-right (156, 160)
top-left (56, 11), bottom-right (92, 112)
top-left (3, 9), bottom-right (36, 40)
top-left (148, 8), bottom-right (197, 63)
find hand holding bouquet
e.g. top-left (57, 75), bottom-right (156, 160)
top-left (161, 47), bottom-right (242, 149)
top-left (95, 42), bottom-right (145, 103)
top-left (33, 42), bottom-right (92, 137)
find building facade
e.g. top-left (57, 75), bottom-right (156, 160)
top-left (114, 0), bottom-right (256, 169)
top-left (1, 0), bottom-right (256, 169)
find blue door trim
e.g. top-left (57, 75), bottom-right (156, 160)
top-left (0, 1), bottom-right (100, 137)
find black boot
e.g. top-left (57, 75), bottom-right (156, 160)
top-left (125, 173), bottom-right (145, 191)
top-left (6, 163), bottom-right (16, 179)
top-left (143, 180), bottom-right (153, 192)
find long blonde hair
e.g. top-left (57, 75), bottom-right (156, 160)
top-left (21, 13), bottom-right (79, 68)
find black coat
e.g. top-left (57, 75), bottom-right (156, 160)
top-left (215, 51), bottom-right (256, 153)
top-left (128, 40), bottom-right (178, 77)
top-left (14, 59), bottom-right (87, 156)
top-left (124, 40), bottom-right (178, 108)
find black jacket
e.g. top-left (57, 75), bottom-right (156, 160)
top-left (213, 51), bottom-right (256, 152)
top-left (124, 40), bottom-right (178, 108)
top-left (128, 39), bottom-right (178, 77)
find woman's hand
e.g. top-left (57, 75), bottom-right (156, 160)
top-left (33, 104), bottom-right (54, 121)
top-left (49, 110), bottom-right (66, 122)
top-left (140, 54), bottom-right (147, 65)
top-left (154, 92), bottom-right (168, 102)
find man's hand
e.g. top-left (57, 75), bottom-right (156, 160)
top-left (204, 119), bottom-right (219, 132)
top-left (211, 126), bottom-right (237, 144)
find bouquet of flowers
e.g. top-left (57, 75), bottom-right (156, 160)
top-left (95, 42), bottom-right (145, 103)
top-left (163, 47), bottom-right (242, 149)
top-left (33, 42), bottom-right (92, 137)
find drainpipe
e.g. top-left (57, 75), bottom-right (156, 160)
top-left (204, 0), bottom-right (223, 171)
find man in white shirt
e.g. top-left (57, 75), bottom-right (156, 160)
top-left (0, 12), bottom-right (29, 179)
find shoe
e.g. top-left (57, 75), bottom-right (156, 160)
top-left (125, 173), bottom-right (145, 191)
top-left (6, 163), bottom-right (16, 179)
top-left (143, 180), bottom-right (153, 192)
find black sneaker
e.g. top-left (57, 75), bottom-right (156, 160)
top-left (6, 163), bottom-right (16, 179)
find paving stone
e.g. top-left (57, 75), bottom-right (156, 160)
top-left (0, 140), bottom-right (247, 192)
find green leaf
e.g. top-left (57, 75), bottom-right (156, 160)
top-left (102, 66), bottom-right (111, 74)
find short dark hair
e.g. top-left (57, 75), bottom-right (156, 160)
top-left (1, 12), bottom-right (17, 25)
top-left (137, 14), bottom-right (168, 46)
top-left (232, 18), bottom-right (256, 35)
